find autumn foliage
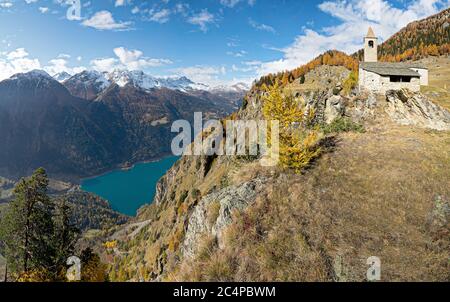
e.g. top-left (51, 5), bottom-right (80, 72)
top-left (253, 50), bottom-right (358, 90)
top-left (262, 83), bottom-right (322, 173)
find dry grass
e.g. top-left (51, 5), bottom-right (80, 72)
top-left (421, 56), bottom-right (450, 111)
top-left (174, 119), bottom-right (450, 281)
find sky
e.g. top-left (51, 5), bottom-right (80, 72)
top-left (0, 0), bottom-right (449, 86)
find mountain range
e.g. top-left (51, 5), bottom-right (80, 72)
top-left (0, 69), bottom-right (248, 181)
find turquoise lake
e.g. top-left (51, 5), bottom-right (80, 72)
top-left (81, 156), bottom-right (179, 216)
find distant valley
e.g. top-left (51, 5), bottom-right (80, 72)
top-left (0, 69), bottom-right (248, 182)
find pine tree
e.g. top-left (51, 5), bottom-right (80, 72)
top-left (52, 197), bottom-right (79, 279)
top-left (0, 168), bottom-right (55, 277)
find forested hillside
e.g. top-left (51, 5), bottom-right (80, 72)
top-left (355, 7), bottom-right (450, 62)
top-left (252, 50), bottom-right (358, 90)
top-left (253, 7), bottom-right (450, 92)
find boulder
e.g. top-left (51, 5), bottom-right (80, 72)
top-left (324, 95), bottom-right (344, 124)
top-left (385, 89), bottom-right (450, 131)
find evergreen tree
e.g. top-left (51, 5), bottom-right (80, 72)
top-left (0, 168), bottom-right (55, 276)
top-left (52, 197), bottom-right (79, 279)
top-left (0, 168), bottom-right (79, 281)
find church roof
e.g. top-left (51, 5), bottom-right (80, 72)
top-left (360, 62), bottom-right (426, 77)
top-left (366, 27), bottom-right (376, 38)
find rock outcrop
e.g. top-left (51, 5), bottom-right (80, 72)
top-left (386, 89), bottom-right (450, 131)
top-left (182, 178), bottom-right (265, 258)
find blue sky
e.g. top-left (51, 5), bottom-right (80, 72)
top-left (0, 0), bottom-right (448, 86)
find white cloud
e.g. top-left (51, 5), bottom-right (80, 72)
top-left (43, 58), bottom-right (86, 76)
top-left (0, 2), bottom-right (13, 8)
top-left (0, 48), bottom-right (41, 80)
top-left (174, 3), bottom-right (189, 16)
top-left (39, 7), bottom-right (49, 14)
top-left (220, 0), bottom-right (240, 7)
top-left (7, 48), bottom-right (29, 60)
top-left (149, 8), bottom-right (171, 24)
top-left (91, 57), bottom-right (118, 72)
top-left (25, 0), bottom-right (38, 3)
top-left (249, 18), bottom-right (276, 33)
top-left (0, 48), bottom-right (85, 80)
top-left (220, 0), bottom-right (256, 7)
top-left (115, 0), bottom-right (126, 7)
top-left (187, 9), bottom-right (215, 32)
top-left (58, 53), bottom-right (71, 59)
top-left (172, 65), bottom-right (228, 86)
top-left (131, 6), bottom-right (140, 14)
top-left (255, 0), bottom-right (444, 77)
top-left (90, 47), bottom-right (172, 72)
top-left (82, 10), bottom-right (132, 31)
top-left (227, 50), bottom-right (248, 57)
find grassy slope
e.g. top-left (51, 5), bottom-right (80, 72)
top-left (110, 56), bottom-right (450, 282)
top-left (421, 56), bottom-right (450, 111)
top-left (175, 119), bottom-right (450, 281)
top-left (172, 68), bottom-right (450, 281)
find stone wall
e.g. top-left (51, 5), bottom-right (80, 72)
top-left (359, 69), bottom-right (421, 93)
top-left (411, 68), bottom-right (429, 85)
top-left (379, 76), bottom-right (420, 93)
top-left (359, 69), bottom-right (381, 92)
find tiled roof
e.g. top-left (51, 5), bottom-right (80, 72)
top-left (360, 62), bottom-right (426, 77)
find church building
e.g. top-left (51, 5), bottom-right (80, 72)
top-left (358, 27), bottom-right (428, 93)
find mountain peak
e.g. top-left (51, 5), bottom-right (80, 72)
top-left (108, 69), bottom-right (159, 90)
top-left (53, 71), bottom-right (72, 82)
top-left (10, 69), bottom-right (52, 81)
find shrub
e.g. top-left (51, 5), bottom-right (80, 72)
top-left (322, 117), bottom-right (365, 134)
top-left (342, 71), bottom-right (358, 95)
top-left (332, 87), bottom-right (341, 95)
top-left (191, 189), bottom-right (201, 200)
top-left (299, 75), bottom-right (306, 84)
top-left (207, 201), bottom-right (221, 227)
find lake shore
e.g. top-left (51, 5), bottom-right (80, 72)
top-left (80, 156), bottom-right (180, 216)
top-left (78, 153), bottom-right (177, 183)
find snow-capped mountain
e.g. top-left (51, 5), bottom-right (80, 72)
top-left (8, 68), bottom-right (248, 105)
top-left (210, 82), bottom-right (250, 93)
top-left (108, 70), bottom-right (159, 90)
top-left (106, 70), bottom-right (214, 92)
top-left (63, 69), bottom-right (249, 94)
top-left (63, 70), bottom-right (111, 100)
top-left (53, 71), bottom-right (72, 82)
top-left (10, 69), bottom-right (53, 81)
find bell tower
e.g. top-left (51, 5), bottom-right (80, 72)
top-left (364, 27), bottom-right (378, 62)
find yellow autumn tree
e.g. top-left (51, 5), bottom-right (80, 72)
top-left (79, 248), bottom-right (108, 282)
top-left (262, 83), bottom-right (322, 173)
top-left (343, 71), bottom-right (358, 95)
